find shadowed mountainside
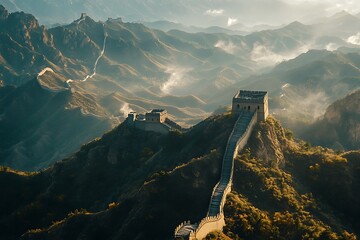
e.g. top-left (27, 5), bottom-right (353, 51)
top-left (0, 113), bottom-right (236, 240)
top-left (0, 71), bottom-right (114, 170)
top-left (301, 89), bottom-right (360, 150)
top-left (0, 5), bottom-right (70, 86)
top-left (0, 114), bottom-right (358, 240)
top-left (2, 5), bottom-right (360, 171)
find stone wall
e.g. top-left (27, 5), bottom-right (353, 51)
top-left (189, 214), bottom-right (225, 240)
top-left (232, 112), bottom-right (257, 178)
top-left (175, 111), bottom-right (259, 240)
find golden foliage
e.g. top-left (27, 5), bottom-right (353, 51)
top-left (222, 117), bottom-right (358, 239)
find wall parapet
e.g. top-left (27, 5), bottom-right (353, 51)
top-left (174, 220), bottom-right (191, 236)
top-left (189, 213), bottom-right (224, 240)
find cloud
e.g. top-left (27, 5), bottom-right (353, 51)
top-left (205, 9), bottom-right (224, 16)
top-left (214, 41), bottom-right (238, 54)
top-left (347, 33), bottom-right (360, 45)
top-left (250, 42), bottom-right (309, 67)
top-left (279, 83), bottom-right (329, 121)
top-left (325, 43), bottom-right (339, 51)
top-left (227, 17), bottom-right (238, 26)
top-left (281, 83), bottom-right (290, 90)
top-left (120, 103), bottom-right (134, 118)
top-left (161, 67), bottom-right (189, 94)
top-left (250, 43), bottom-right (286, 66)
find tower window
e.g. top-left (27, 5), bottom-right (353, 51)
top-left (248, 106), bottom-right (250, 110)
top-left (237, 104), bottom-right (240, 109)
top-left (258, 106), bottom-right (260, 110)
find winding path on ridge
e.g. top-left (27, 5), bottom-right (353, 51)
top-left (66, 23), bottom-right (108, 88)
top-left (37, 67), bottom-right (54, 77)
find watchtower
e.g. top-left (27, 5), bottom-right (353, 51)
top-left (127, 112), bottom-right (137, 122)
top-left (145, 109), bottom-right (167, 123)
top-left (232, 90), bottom-right (268, 121)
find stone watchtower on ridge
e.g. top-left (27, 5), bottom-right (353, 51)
top-left (232, 90), bottom-right (268, 121)
top-left (127, 108), bottom-right (183, 134)
top-left (145, 109), bottom-right (167, 123)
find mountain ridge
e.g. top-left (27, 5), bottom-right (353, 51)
top-left (0, 74), bottom-right (115, 170)
top-left (1, 5), bottom-right (360, 172)
top-left (0, 114), bottom-right (358, 240)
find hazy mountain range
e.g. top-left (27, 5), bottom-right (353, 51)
top-left (1, 2), bottom-right (360, 240)
top-left (1, 4), bottom-right (360, 170)
top-left (0, 71), bottom-right (114, 170)
top-left (236, 49), bottom-right (360, 130)
top-left (302, 89), bottom-right (360, 150)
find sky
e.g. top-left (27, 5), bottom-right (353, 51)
top-left (199, 0), bottom-right (360, 27)
top-left (1, 0), bottom-right (360, 27)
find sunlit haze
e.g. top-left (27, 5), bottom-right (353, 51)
top-left (1, 0), bottom-right (360, 27)
top-left (1, 0), bottom-right (360, 239)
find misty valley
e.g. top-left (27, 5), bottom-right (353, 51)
top-left (0, 1), bottom-right (360, 240)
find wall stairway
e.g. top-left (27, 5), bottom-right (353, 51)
top-left (174, 111), bottom-right (257, 240)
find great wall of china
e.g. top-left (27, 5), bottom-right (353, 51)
top-left (174, 90), bottom-right (268, 240)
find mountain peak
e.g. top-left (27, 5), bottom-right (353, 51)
top-left (331, 10), bottom-right (351, 17)
top-left (73, 12), bottom-right (96, 26)
top-left (287, 21), bottom-right (305, 28)
top-left (0, 5), bottom-right (9, 20)
top-left (7, 11), bottom-right (40, 30)
top-left (282, 20), bottom-right (307, 31)
top-left (329, 10), bottom-right (356, 20)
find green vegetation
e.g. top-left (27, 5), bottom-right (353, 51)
top-left (0, 113), bottom-right (234, 240)
top-left (220, 117), bottom-right (359, 240)
top-left (205, 231), bottom-right (232, 240)
top-left (1, 114), bottom-right (359, 240)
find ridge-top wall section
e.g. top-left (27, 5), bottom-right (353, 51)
top-left (175, 111), bottom-right (258, 240)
